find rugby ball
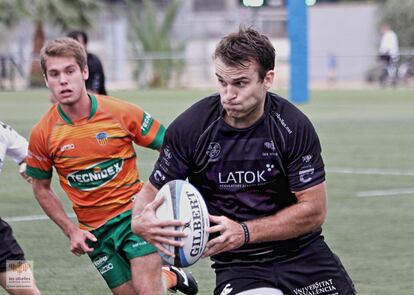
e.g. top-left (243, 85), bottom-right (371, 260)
top-left (155, 179), bottom-right (209, 267)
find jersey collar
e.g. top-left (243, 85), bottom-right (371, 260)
top-left (57, 94), bottom-right (98, 125)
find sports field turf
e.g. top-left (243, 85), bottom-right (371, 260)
top-left (0, 88), bottom-right (413, 294)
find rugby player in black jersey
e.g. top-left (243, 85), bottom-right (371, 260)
top-left (132, 27), bottom-right (357, 295)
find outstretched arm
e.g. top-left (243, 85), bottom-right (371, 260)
top-left (32, 178), bottom-right (97, 255)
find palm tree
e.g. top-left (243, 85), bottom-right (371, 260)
top-left (0, 0), bottom-right (100, 87)
top-left (126, 0), bottom-right (185, 87)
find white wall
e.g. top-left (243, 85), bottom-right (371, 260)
top-left (309, 3), bottom-right (380, 82)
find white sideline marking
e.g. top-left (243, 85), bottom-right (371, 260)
top-left (357, 188), bottom-right (414, 198)
top-left (4, 213), bottom-right (76, 223)
top-left (327, 167), bottom-right (414, 176)
top-left (328, 168), bottom-right (414, 198)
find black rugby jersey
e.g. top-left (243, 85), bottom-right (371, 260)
top-left (150, 92), bottom-right (326, 263)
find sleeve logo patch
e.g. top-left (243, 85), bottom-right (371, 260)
top-left (299, 168), bottom-right (314, 183)
top-left (141, 112), bottom-right (154, 136)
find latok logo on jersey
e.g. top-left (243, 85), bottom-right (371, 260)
top-left (217, 163), bottom-right (276, 189)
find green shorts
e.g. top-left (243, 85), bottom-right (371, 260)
top-left (87, 210), bottom-right (157, 289)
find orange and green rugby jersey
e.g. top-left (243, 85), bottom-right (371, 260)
top-left (26, 95), bottom-right (165, 230)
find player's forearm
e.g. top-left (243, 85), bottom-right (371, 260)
top-left (247, 202), bottom-right (324, 243)
top-left (33, 184), bottom-right (77, 237)
top-left (132, 181), bottom-right (158, 218)
top-left (245, 182), bottom-right (327, 243)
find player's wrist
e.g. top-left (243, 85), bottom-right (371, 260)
top-left (65, 223), bottom-right (79, 239)
top-left (240, 222), bottom-right (250, 245)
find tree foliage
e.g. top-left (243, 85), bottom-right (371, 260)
top-left (380, 0), bottom-right (414, 47)
top-left (0, 0), bottom-right (100, 86)
top-left (126, 0), bottom-right (184, 87)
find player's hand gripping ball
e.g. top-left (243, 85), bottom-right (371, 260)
top-left (155, 180), bottom-right (209, 267)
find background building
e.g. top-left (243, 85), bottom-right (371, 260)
top-left (0, 0), bottom-right (386, 90)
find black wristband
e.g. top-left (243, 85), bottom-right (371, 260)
top-left (240, 222), bottom-right (250, 244)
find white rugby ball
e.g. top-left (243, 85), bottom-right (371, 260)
top-left (155, 179), bottom-right (209, 267)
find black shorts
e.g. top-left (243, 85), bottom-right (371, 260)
top-left (0, 218), bottom-right (25, 272)
top-left (213, 236), bottom-right (357, 295)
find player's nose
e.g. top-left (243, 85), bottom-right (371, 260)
top-left (58, 73), bottom-right (68, 84)
top-left (224, 85), bottom-right (237, 102)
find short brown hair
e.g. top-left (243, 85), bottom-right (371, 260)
top-left (214, 27), bottom-right (275, 82)
top-left (40, 37), bottom-right (87, 76)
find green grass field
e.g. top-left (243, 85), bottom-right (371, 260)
top-left (0, 88), bottom-right (413, 294)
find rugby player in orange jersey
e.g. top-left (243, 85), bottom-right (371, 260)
top-left (26, 37), bottom-right (197, 295)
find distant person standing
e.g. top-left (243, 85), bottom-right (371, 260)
top-left (378, 24), bottom-right (399, 85)
top-left (67, 30), bottom-right (107, 95)
top-left (326, 52), bottom-right (337, 85)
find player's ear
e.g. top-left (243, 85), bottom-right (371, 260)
top-left (43, 74), bottom-right (49, 88)
top-left (82, 65), bottom-right (89, 81)
top-left (263, 70), bottom-right (275, 90)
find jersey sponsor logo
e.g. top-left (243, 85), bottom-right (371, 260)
top-left (206, 142), bottom-right (221, 160)
top-left (293, 278), bottom-right (337, 295)
top-left (275, 113), bottom-right (292, 134)
top-left (132, 241), bottom-right (148, 248)
top-left (266, 164), bottom-right (274, 171)
top-left (60, 143), bottom-right (75, 152)
top-left (302, 154), bottom-right (313, 163)
top-left (219, 170), bottom-right (266, 184)
top-left (264, 140), bottom-right (276, 151)
top-left (154, 169), bottom-right (166, 182)
top-left (93, 255), bottom-right (108, 267)
top-left (163, 145), bottom-right (172, 160)
top-left (218, 164), bottom-right (275, 188)
top-left (67, 158), bottom-right (124, 191)
top-left (161, 145), bottom-right (172, 168)
top-left (299, 168), bottom-right (314, 183)
top-left (27, 150), bottom-right (47, 162)
top-left (141, 112), bottom-right (154, 136)
top-left (99, 263), bottom-right (114, 275)
top-left (262, 140), bottom-right (278, 157)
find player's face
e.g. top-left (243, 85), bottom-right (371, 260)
top-left (44, 56), bottom-right (89, 106)
top-left (215, 57), bottom-right (274, 129)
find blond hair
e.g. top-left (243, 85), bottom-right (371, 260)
top-left (40, 37), bottom-right (87, 76)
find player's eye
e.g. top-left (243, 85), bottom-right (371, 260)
top-left (236, 81), bottom-right (247, 88)
top-left (48, 71), bottom-right (58, 78)
top-left (218, 79), bottom-right (226, 86)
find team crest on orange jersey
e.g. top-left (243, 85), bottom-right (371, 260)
top-left (96, 132), bottom-right (108, 145)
